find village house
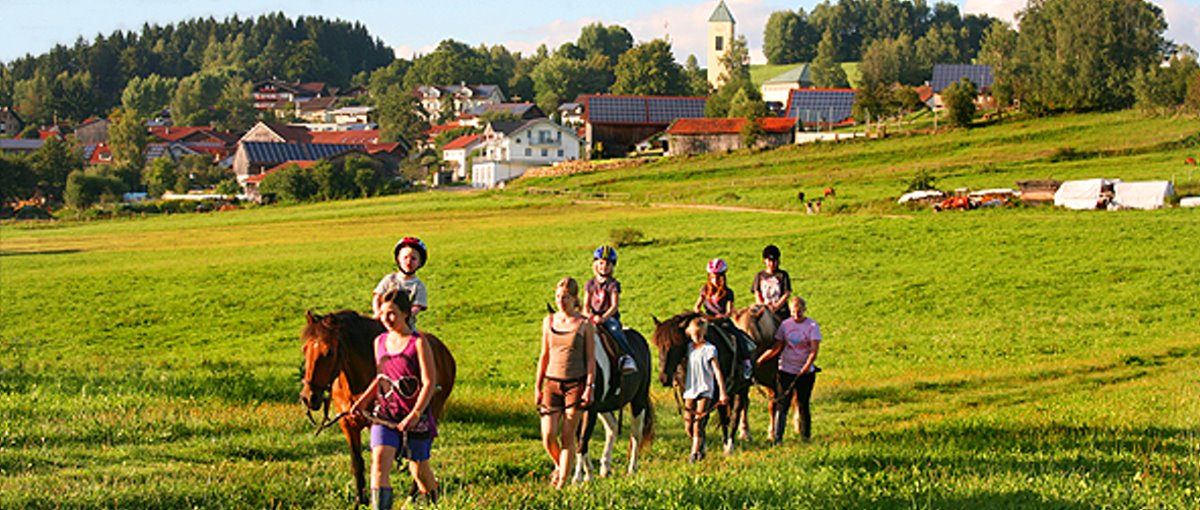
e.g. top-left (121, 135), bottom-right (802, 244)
top-left (760, 64), bottom-right (814, 107)
top-left (458, 103), bottom-right (544, 127)
top-left (440, 133), bottom-right (485, 181)
top-left (240, 149), bottom-right (395, 200)
top-left (232, 121), bottom-right (406, 190)
top-left (929, 64), bottom-right (995, 110)
top-left (74, 118), bottom-right (111, 144)
top-left (557, 102), bottom-right (585, 127)
top-left (0, 107), bottom-right (22, 137)
top-left (471, 118), bottom-right (582, 188)
top-left (252, 79), bottom-right (334, 111)
top-left (416, 84), bottom-right (505, 123)
top-left (328, 106), bottom-right (375, 125)
top-left (784, 88), bottom-right (858, 129)
top-left (577, 94), bottom-right (708, 158)
top-left (665, 117), bottom-right (797, 155)
top-left (0, 139), bottom-right (44, 155)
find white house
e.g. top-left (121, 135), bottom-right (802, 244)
top-left (471, 118), bottom-right (582, 188)
top-left (416, 84), bottom-right (505, 123)
top-left (441, 133), bottom-right (485, 181)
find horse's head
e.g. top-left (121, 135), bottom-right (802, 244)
top-left (299, 310), bottom-right (344, 412)
top-left (651, 312), bottom-right (700, 388)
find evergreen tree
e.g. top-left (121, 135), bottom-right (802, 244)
top-left (811, 29), bottom-right (849, 88)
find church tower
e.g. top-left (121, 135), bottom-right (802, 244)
top-left (707, 0), bottom-right (736, 89)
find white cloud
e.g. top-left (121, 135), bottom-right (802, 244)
top-left (393, 44), bottom-right (437, 60)
top-left (962, 0), bottom-right (1027, 24)
top-left (1159, 0), bottom-right (1200, 52)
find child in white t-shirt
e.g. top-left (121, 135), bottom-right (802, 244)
top-left (682, 317), bottom-right (727, 462)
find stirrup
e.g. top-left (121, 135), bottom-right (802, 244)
top-left (619, 355), bottom-right (637, 374)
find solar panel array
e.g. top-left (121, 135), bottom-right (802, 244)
top-left (785, 90), bottom-right (857, 124)
top-left (930, 64), bottom-right (993, 92)
top-left (587, 96), bottom-right (706, 125)
top-left (243, 142), bottom-right (364, 163)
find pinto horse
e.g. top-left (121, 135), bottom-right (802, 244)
top-left (299, 310), bottom-right (456, 506)
top-left (572, 326), bottom-right (656, 481)
top-left (652, 312), bottom-right (754, 455)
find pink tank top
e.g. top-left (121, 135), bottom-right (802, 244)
top-left (374, 333), bottom-right (436, 437)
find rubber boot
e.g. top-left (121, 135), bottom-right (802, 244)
top-left (371, 487), bottom-right (394, 510)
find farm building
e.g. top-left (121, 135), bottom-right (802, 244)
top-left (930, 64), bottom-right (995, 110)
top-left (471, 118), bottom-right (582, 188)
top-left (760, 64), bottom-right (813, 105)
top-left (784, 89), bottom-right (857, 129)
top-left (1017, 179), bottom-right (1062, 204)
top-left (578, 94), bottom-right (708, 158)
top-left (665, 117), bottom-right (796, 155)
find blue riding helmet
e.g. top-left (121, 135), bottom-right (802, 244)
top-left (593, 245), bottom-right (618, 264)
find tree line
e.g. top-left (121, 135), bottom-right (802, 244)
top-left (1, 13), bottom-right (393, 127)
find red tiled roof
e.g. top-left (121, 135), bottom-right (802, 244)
top-left (364, 142), bottom-right (404, 155)
top-left (246, 160), bottom-right (319, 184)
top-left (423, 123), bottom-right (461, 136)
top-left (442, 133), bottom-right (481, 150)
top-left (310, 129), bottom-right (380, 144)
top-left (914, 85), bottom-right (934, 103)
top-left (87, 143), bottom-right (113, 164)
top-left (667, 117), bottom-right (796, 135)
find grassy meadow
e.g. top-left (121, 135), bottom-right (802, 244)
top-left (2, 111), bottom-right (1199, 509)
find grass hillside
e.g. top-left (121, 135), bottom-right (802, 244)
top-left (2, 110), bottom-right (1198, 509)
top-left (750, 63), bottom-right (862, 88)
top-left (514, 111), bottom-right (1200, 210)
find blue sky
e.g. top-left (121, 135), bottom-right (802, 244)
top-left (3, 0), bottom-right (1198, 66)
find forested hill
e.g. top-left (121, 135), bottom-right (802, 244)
top-left (0, 13), bottom-right (394, 125)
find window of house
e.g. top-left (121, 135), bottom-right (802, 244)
top-left (541, 149), bottom-right (548, 157)
top-left (715, 36), bottom-right (724, 51)
top-left (525, 148), bottom-right (532, 156)
top-left (557, 149), bottom-right (564, 157)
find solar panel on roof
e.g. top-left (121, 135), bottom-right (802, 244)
top-left (785, 90), bottom-right (856, 124)
top-left (646, 98), bottom-right (706, 124)
top-left (930, 64), bottom-right (993, 93)
top-left (588, 96), bottom-right (707, 124)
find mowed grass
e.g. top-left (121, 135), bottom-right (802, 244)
top-left (513, 110), bottom-right (1200, 211)
top-left (3, 114), bottom-right (1200, 508)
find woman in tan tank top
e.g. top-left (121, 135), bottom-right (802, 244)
top-left (535, 277), bottom-right (596, 489)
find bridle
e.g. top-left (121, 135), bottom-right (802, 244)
top-left (302, 332), bottom-right (349, 436)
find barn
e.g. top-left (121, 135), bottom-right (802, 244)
top-left (784, 89), bottom-right (857, 129)
top-left (579, 95), bottom-right (707, 158)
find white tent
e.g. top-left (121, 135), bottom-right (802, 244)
top-left (1113, 181), bottom-right (1174, 210)
top-left (898, 190), bottom-right (945, 203)
top-left (1054, 179), bottom-right (1112, 210)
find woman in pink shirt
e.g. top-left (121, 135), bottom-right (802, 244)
top-left (756, 295), bottom-right (822, 444)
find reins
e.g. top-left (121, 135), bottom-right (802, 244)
top-left (304, 329), bottom-right (347, 437)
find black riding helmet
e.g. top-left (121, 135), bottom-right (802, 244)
top-left (762, 244), bottom-right (781, 261)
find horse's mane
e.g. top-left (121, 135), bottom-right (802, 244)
top-left (302, 310), bottom-right (383, 350)
top-left (651, 311), bottom-right (702, 352)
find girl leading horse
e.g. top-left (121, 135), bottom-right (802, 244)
top-left (299, 310), bottom-right (456, 506)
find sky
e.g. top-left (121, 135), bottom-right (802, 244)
top-left (2, 0), bottom-right (1199, 67)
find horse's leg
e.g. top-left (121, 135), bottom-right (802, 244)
top-left (342, 422), bottom-right (367, 505)
top-left (627, 405), bottom-right (646, 475)
top-left (597, 412), bottom-right (619, 478)
top-left (719, 403), bottom-right (735, 455)
top-left (738, 398), bottom-right (752, 442)
top-left (573, 411), bottom-right (597, 483)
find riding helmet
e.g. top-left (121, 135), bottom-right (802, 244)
top-left (394, 237), bottom-right (428, 269)
top-left (707, 258), bottom-right (728, 274)
top-left (593, 245), bottom-right (618, 264)
top-left (762, 244), bottom-right (781, 261)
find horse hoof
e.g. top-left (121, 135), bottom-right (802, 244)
top-left (724, 440), bottom-right (735, 455)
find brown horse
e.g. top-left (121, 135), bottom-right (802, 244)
top-left (299, 310), bottom-right (456, 506)
top-left (652, 312), bottom-right (753, 455)
top-left (730, 306), bottom-right (804, 440)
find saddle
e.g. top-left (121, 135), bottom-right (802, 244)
top-left (594, 326), bottom-right (630, 401)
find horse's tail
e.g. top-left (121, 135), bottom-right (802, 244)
top-left (639, 395), bottom-right (655, 452)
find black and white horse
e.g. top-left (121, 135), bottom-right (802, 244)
top-left (573, 327), bottom-right (656, 481)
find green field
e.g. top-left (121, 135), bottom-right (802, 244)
top-left (2, 111), bottom-right (1199, 509)
top-left (750, 63), bottom-right (861, 88)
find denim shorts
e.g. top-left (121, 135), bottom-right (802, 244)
top-left (370, 425), bottom-right (433, 461)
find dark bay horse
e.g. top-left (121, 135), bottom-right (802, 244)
top-left (573, 326), bottom-right (656, 482)
top-left (299, 310), bottom-right (456, 506)
top-left (652, 312), bottom-right (753, 455)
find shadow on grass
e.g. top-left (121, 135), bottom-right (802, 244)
top-left (0, 248), bottom-right (82, 257)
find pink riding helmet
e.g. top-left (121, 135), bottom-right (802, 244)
top-left (707, 258), bottom-right (728, 274)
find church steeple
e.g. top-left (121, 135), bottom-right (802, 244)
top-left (707, 1), bottom-right (737, 89)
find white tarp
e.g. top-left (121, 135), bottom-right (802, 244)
top-left (1054, 179), bottom-right (1111, 210)
top-left (1113, 181), bottom-right (1174, 210)
top-left (898, 190), bottom-right (945, 203)
top-left (1181, 197), bottom-right (1200, 208)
